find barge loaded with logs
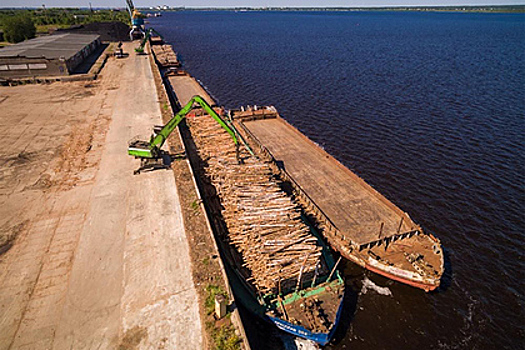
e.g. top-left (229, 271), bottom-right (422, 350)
top-left (128, 89), bottom-right (345, 343)
top-left (231, 107), bottom-right (444, 292)
top-left (185, 105), bottom-right (345, 344)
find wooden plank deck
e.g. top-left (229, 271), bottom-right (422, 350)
top-left (242, 117), bottom-right (418, 246)
top-left (166, 75), bottom-right (215, 107)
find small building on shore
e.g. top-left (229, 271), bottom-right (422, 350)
top-left (0, 33), bottom-right (100, 79)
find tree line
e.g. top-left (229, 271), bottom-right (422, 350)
top-left (0, 9), bottom-right (129, 43)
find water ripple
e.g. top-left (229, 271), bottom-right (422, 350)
top-left (151, 11), bottom-right (525, 350)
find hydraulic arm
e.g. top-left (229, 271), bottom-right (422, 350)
top-left (128, 95), bottom-right (239, 172)
top-left (135, 28), bottom-right (164, 54)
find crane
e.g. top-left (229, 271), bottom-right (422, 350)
top-left (126, 0), bottom-right (145, 40)
top-left (128, 96), bottom-right (240, 174)
top-left (135, 28), bottom-right (163, 54)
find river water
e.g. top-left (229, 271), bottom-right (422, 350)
top-left (149, 11), bottom-right (524, 350)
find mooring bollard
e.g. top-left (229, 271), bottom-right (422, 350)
top-left (215, 295), bottom-right (226, 319)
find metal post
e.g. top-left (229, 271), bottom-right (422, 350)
top-left (295, 253), bottom-right (310, 293)
top-left (397, 217), bottom-right (404, 234)
top-left (328, 256), bottom-right (342, 282)
top-left (311, 263), bottom-right (319, 288)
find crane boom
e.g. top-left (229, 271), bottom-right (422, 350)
top-left (126, 0), bottom-right (134, 16)
top-left (128, 95), bottom-right (238, 160)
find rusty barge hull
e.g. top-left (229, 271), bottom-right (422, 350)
top-left (233, 109), bottom-right (444, 291)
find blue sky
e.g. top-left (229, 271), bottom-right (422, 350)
top-left (1, 0), bottom-right (524, 7)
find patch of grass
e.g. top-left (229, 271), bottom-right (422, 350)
top-left (205, 284), bottom-right (228, 316)
top-left (36, 24), bottom-right (70, 33)
top-left (190, 199), bottom-right (200, 211)
top-left (206, 321), bottom-right (241, 350)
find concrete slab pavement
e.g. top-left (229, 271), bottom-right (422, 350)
top-left (0, 43), bottom-right (203, 349)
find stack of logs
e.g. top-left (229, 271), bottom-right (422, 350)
top-left (187, 110), bottom-right (323, 294)
top-left (151, 44), bottom-right (180, 68)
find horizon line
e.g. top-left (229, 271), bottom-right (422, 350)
top-left (1, 4), bottom-right (525, 9)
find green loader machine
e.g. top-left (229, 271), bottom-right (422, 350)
top-left (128, 95), bottom-right (239, 174)
top-left (135, 28), bottom-right (163, 54)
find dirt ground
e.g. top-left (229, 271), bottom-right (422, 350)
top-left (0, 43), bottom-right (203, 349)
top-left (0, 75), bottom-right (113, 256)
top-left (0, 69), bottom-right (116, 350)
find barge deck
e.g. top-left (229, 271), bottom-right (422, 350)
top-left (241, 117), bottom-right (416, 246)
top-left (165, 71), bottom-right (214, 107)
top-left (234, 110), bottom-right (444, 291)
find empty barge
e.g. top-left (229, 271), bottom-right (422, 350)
top-left (232, 107), bottom-right (444, 291)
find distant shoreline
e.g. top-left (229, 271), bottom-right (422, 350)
top-left (147, 5), bottom-right (525, 14)
top-left (1, 6), bottom-right (525, 14)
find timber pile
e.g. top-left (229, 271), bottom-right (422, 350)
top-left (151, 44), bottom-right (180, 67)
top-left (188, 112), bottom-right (323, 294)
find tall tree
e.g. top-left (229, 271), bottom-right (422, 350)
top-left (3, 15), bottom-right (36, 43)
